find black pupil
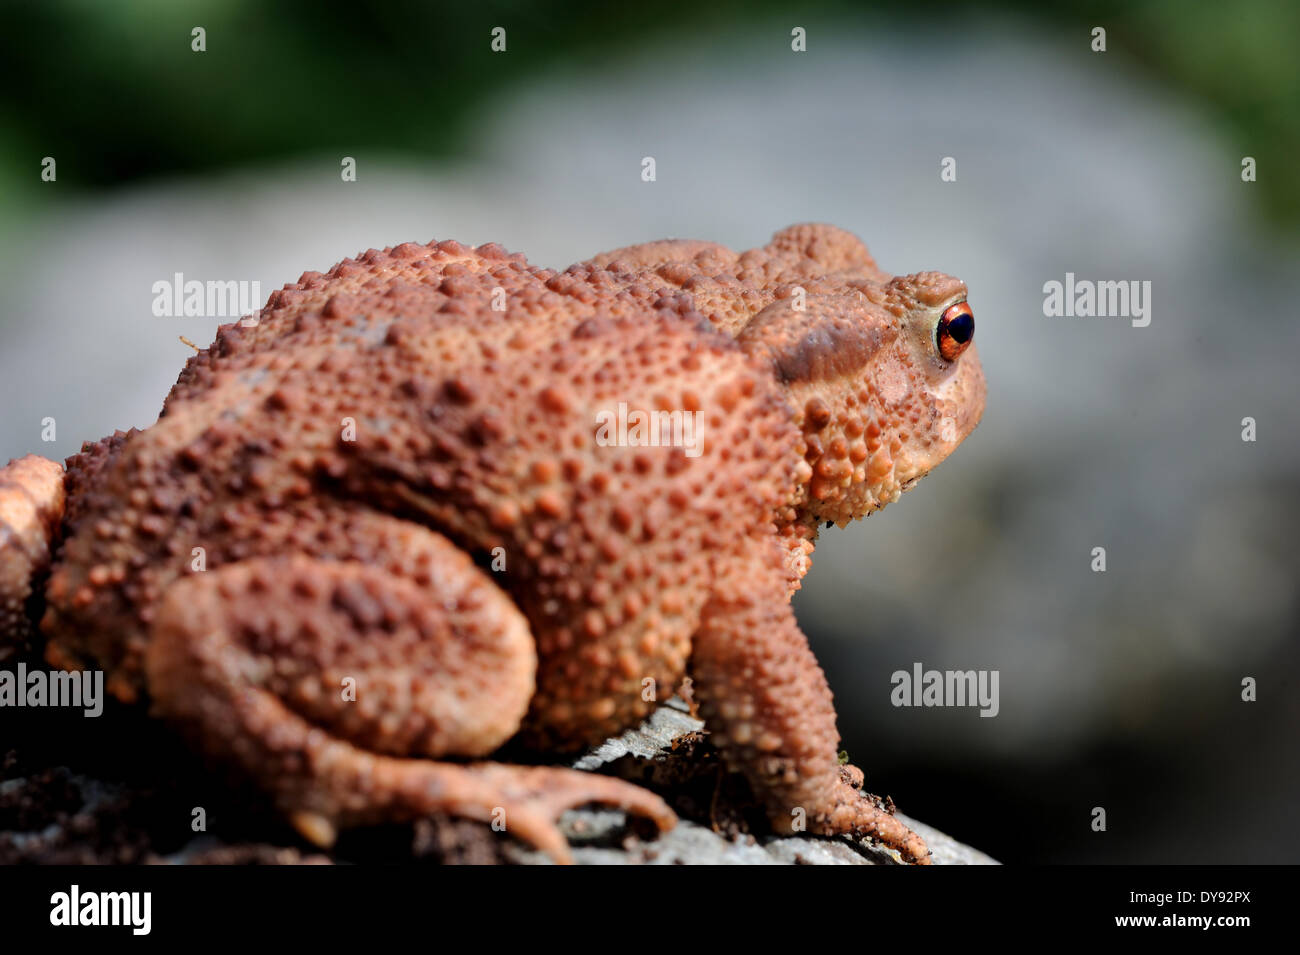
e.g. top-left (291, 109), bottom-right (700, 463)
top-left (944, 311), bottom-right (974, 343)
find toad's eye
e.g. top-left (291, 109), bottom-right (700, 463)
top-left (937, 301), bottom-right (974, 362)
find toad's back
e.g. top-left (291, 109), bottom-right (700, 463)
top-left (42, 239), bottom-right (802, 712)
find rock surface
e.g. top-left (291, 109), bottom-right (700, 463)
top-left (508, 700), bottom-right (996, 865)
top-left (1, 692), bottom-right (994, 865)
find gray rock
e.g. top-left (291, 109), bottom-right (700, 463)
top-left (508, 700), bottom-right (998, 866)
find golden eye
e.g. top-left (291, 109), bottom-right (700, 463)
top-left (937, 301), bottom-right (974, 362)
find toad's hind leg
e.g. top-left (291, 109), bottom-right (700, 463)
top-left (144, 545), bottom-right (674, 862)
top-left (0, 455), bottom-right (65, 652)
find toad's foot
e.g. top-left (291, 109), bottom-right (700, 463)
top-left (144, 542), bottom-right (674, 863)
top-left (693, 545), bottom-right (932, 865)
top-left (811, 763), bottom-right (932, 864)
top-left (282, 757), bottom-right (677, 865)
top-left (374, 762), bottom-right (678, 864)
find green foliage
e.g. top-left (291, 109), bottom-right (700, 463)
top-left (1019, 0), bottom-right (1300, 227)
top-left (1, 0), bottom-right (1294, 225)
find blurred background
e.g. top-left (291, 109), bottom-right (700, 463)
top-left (1, 0), bottom-right (1296, 862)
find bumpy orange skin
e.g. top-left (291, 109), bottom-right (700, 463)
top-left (0, 455), bottom-right (64, 652)
top-left (23, 224), bottom-right (985, 863)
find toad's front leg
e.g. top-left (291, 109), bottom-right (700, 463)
top-left (692, 542), bottom-right (932, 864)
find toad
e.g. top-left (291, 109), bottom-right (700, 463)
top-left (0, 224), bottom-right (985, 864)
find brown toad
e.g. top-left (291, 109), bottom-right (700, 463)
top-left (0, 224), bottom-right (985, 863)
